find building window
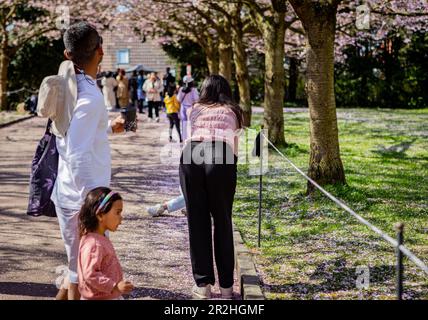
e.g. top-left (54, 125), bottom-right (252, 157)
top-left (117, 49), bottom-right (130, 65)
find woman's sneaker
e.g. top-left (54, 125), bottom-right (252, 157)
top-left (220, 287), bottom-right (233, 299)
top-left (192, 284), bottom-right (211, 299)
top-left (147, 204), bottom-right (165, 217)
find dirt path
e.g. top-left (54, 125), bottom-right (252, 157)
top-left (0, 113), bottom-right (240, 300)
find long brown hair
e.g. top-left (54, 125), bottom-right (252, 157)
top-left (198, 75), bottom-right (243, 128)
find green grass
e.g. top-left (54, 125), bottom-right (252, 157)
top-left (234, 108), bottom-right (428, 300)
top-left (0, 111), bottom-right (29, 125)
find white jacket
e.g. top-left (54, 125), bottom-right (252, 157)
top-left (143, 79), bottom-right (163, 102)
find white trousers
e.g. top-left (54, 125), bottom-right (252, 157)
top-left (55, 206), bottom-right (80, 284)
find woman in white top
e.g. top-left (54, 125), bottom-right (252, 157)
top-left (101, 72), bottom-right (118, 111)
top-left (178, 75), bottom-right (199, 140)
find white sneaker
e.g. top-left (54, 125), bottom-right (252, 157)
top-left (220, 286), bottom-right (233, 299)
top-left (147, 204), bottom-right (165, 217)
top-left (156, 117), bottom-right (160, 123)
top-left (192, 284), bottom-right (211, 299)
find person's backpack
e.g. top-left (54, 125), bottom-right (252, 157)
top-left (27, 119), bottom-right (58, 217)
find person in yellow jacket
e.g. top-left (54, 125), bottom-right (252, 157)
top-left (164, 86), bottom-right (182, 143)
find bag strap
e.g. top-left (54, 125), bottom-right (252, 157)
top-left (180, 90), bottom-right (190, 103)
top-left (45, 119), bottom-right (53, 135)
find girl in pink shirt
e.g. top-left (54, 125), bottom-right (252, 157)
top-left (77, 187), bottom-right (134, 300)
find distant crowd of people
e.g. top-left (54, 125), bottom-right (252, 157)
top-left (96, 66), bottom-right (199, 143)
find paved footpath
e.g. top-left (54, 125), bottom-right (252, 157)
top-left (0, 113), bottom-right (240, 300)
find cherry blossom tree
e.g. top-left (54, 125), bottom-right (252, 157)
top-left (241, 0), bottom-right (298, 146)
top-left (288, 0), bottom-right (346, 189)
top-left (0, 0), bottom-right (117, 110)
top-left (188, 0), bottom-right (256, 126)
top-left (336, 0), bottom-right (428, 60)
top-left (287, 0), bottom-right (428, 189)
top-left (125, 0), bottom-right (221, 75)
top-left (125, 0), bottom-right (254, 125)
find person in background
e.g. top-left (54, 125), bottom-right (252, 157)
top-left (164, 85), bottom-right (182, 143)
top-left (178, 75), bottom-right (199, 140)
top-left (128, 70), bottom-right (138, 110)
top-left (101, 72), bottom-right (118, 111)
top-left (116, 69), bottom-right (129, 109)
top-left (143, 72), bottom-right (163, 122)
top-left (25, 93), bottom-right (38, 115)
top-left (163, 67), bottom-right (176, 106)
top-left (113, 68), bottom-right (121, 109)
top-left (137, 70), bottom-right (146, 114)
top-left (147, 191), bottom-right (186, 217)
top-left (96, 66), bottom-right (104, 91)
top-left (157, 72), bottom-right (166, 111)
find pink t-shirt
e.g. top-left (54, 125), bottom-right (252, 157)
top-left (78, 233), bottom-right (123, 300)
top-left (188, 103), bottom-right (240, 155)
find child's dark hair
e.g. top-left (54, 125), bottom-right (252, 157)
top-left (78, 187), bottom-right (122, 237)
top-left (167, 85), bottom-right (176, 98)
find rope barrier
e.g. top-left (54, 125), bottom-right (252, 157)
top-left (1, 87), bottom-right (38, 96)
top-left (245, 127), bottom-right (428, 276)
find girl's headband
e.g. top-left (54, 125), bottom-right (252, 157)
top-left (96, 191), bottom-right (117, 213)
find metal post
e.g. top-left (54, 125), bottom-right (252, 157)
top-left (395, 222), bottom-right (404, 300)
top-left (257, 131), bottom-right (263, 248)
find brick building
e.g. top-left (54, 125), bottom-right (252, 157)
top-left (100, 29), bottom-right (176, 77)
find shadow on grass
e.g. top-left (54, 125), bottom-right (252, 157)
top-left (264, 258), bottom-right (407, 297)
top-left (371, 139), bottom-right (417, 159)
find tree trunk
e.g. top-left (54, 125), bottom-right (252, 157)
top-left (293, 3), bottom-right (346, 190)
top-left (218, 20), bottom-right (233, 83)
top-left (0, 50), bottom-right (10, 111)
top-left (287, 57), bottom-right (298, 102)
top-left (232, 20), bottom-right (251, 127)
top-left (206, 51), bottom-right (219, 75)
top-left (263, 16), bottom-right (286, 146)
top-left (204, 39), bottom-right (219, 75)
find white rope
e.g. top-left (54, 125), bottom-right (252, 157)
top-left (1, 87), bottom-right (38, 96)
top-left (246, 127), bottom-right (428, 276)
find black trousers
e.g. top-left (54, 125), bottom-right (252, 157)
top-left (148, 101), bottom-right (159, 119)
top-left (138, 99), bottom-right (144, 113)
top-left (179, 141), bottom-right (237, 288)
top-left (167, 113), bottom-right (182, 142)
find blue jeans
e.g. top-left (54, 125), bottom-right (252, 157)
top-left (166, 188), bottom-right (185, 213)
top-left (166, 194), bottom-right (185, 213)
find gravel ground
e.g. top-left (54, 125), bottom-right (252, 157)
top-left (0, 112), bottom-right (241, 300)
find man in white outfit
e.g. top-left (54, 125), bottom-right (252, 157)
top-left (51, 22), bottom-right (126, 300)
